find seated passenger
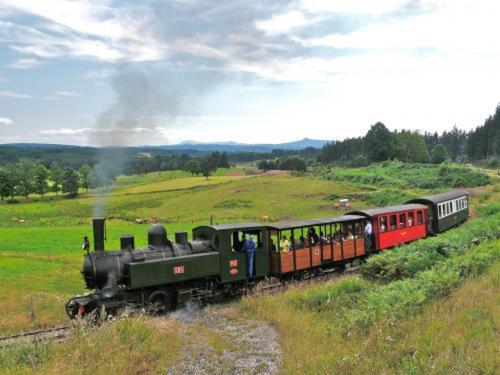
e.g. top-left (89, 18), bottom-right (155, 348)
top-left (346, 231), bottom-right (354, 240)
top-left (309, 228), bottom-right (319, 245)
top-left (380, 223), bottom-right (386, 232)
top-left (290, 235), bottom-right (299, 249)
top-left (319, 231), bottom-right (327, 245)
top-left (298, 236), bottom-right (306, 248)
top-left (408, 217), bottom-right (413, 226)
top-left (280, 235), bottom-right (291, 253)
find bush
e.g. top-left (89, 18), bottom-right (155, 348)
top-left (360, 213), bottom-right (500, 282)
top-left (318, 161), bottom-right (490, 189)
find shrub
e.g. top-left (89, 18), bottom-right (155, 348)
top-left (360, 214), bottom-right (500, 282)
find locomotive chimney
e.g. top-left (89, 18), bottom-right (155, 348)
top-left (93, 218), bottom-right (106, 251)
top-left (175, 230), bottom-right (188, 245)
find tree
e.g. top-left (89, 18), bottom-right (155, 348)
top-left (61, 168), bottom-right (79, 197)
top-left (34, 164), bottom-right (49, 196)
top-left (0, 168), bottom-right (14, 200)
top-left (185, 159), bottom-right (201, 176)
top-left (431, 144), bottom-right (449, 164)
top-left (201, 155), bottom-right (218, 179)
top-left (394, 131), bottom-right (430, 163)
top-left (15, 160), bottom-right (35, 198)
top-left (364, 122), bottom-right (396, 162)
top-left (276, 156), bottom-right (307, 171)
top-left (79, 164), bottom-right (92, 191)
top-left (219, 152), bottom-right (230, 168)
top-left (50, 161), bottom-right (63, 195)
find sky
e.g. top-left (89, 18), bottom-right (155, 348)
top-left (0, 0), bottom-right (499, 146)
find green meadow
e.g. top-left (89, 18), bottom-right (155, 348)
top-left (0, 162), bottom-right (498, 374)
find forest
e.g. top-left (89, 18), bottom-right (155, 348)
top-left (319, 104), bottom-right (500, 166)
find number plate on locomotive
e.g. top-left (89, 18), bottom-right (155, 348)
top-left (173, 265), bottom-right (185, 274)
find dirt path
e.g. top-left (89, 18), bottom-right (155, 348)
top-left (165, 303), bottom-right (282, 374)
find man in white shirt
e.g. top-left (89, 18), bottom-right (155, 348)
top-left (364, 221), bottom-right (372, 251)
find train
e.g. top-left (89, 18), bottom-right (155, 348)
top-left (65, 190), bottom-right (469, 319)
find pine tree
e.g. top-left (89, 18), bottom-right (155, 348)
top-left (431, 144), bottom-right (449, 164)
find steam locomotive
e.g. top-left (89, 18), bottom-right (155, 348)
top-left (66, 190), bottom-right (469, 319)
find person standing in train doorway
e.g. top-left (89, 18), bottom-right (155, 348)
top-left (364, 221), bottom-right (372, 251)
top-left (244, 235), bottom-right (256, 278)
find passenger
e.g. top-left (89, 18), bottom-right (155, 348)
top-left (299, 236), bottom-right (306, 248)
top-left (380, 218), bottom-right (386, 232)
top-left (244, 235), bottom-right (256, 278)
top-left (346, 231), bottom-right (354, 240)
top-left (408, 217), bottom-right (413, 227)
top-left (290, 235), bottom-right (299, 249)
top-left (280, 235), bottom-right (291, 253)
top-left (82, 236), bottom-right (90, 253)
top-left (270, 239), bottom-right (277, 252)
top-left (310, 228), bottom-right (319, 245)
top-left (319, 231), bottom-right (327, 245)
top-left (364, 221), bottom-right (372, 250)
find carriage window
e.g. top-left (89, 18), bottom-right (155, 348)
top-left (457, 199), bottom-right (461, 210)
top-left (399, 213), bottom-right (406, 228)
top-left (438, 204), bottom-right (442, 218)
top-left (380, 216), bottom-right (387, 232)
top-left (390, 215), bottom-right (397, 231)
top-left (448, 202), bottom-right (452, 214)
top-left (408, 212), bottom-right (415, 226)
top-left (417, 211), bottom-right (423, 224)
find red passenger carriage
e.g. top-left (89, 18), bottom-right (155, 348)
top-left (348, 204), bottom-right (428, 250)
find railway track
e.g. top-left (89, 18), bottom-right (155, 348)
top-left (0, 325), bottom-right (71, 347)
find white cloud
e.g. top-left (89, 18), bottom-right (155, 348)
top-left (0, 90), bottom-right (32, 99)
top-left (299, 0), bottom-right (408, 15)
top-left (301, 1), bottom-right (500, 55)
top-left (5, 57), bottom-right (42, 69)
top-left (82, 68), bottom-right (115, 79)
top-left (53, 90), bottom-right (81, 97)
top-left (0, 1), bottom-right (160, 62)
top-left (0, 117), bottom-right (13, 125)
top-left (255, 10), bottom-right (316, 36)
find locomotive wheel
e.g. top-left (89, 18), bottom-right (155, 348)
top-left (146, 290), bottom-right (175, 315)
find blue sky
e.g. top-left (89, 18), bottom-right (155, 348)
top-left (0, 0), bottom-right (499, 146)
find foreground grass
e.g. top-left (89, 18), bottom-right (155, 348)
top-left (242, 242), bottom-right (499, 374)
top-left (0, 317), bottom-right (183, 374)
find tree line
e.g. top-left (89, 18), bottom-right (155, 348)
top-left (0, 151), bottom-right (232, 200)
top-left (257, 156), bottom-right (308, 172)
top-left (0, 160), bottom-right (88, 199)
top-left (319, 104), bottom-right (500, 166)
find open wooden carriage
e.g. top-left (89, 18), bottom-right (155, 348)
top-left (268, 215), bottom-right (367, 275)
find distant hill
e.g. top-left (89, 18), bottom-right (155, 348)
top-left (156, 138), bottom-right (330, 152)
top-left (1, 138), bottom-right (330, 153)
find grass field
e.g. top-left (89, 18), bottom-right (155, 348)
top-left (0, 162), bottom-right (498, 373)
